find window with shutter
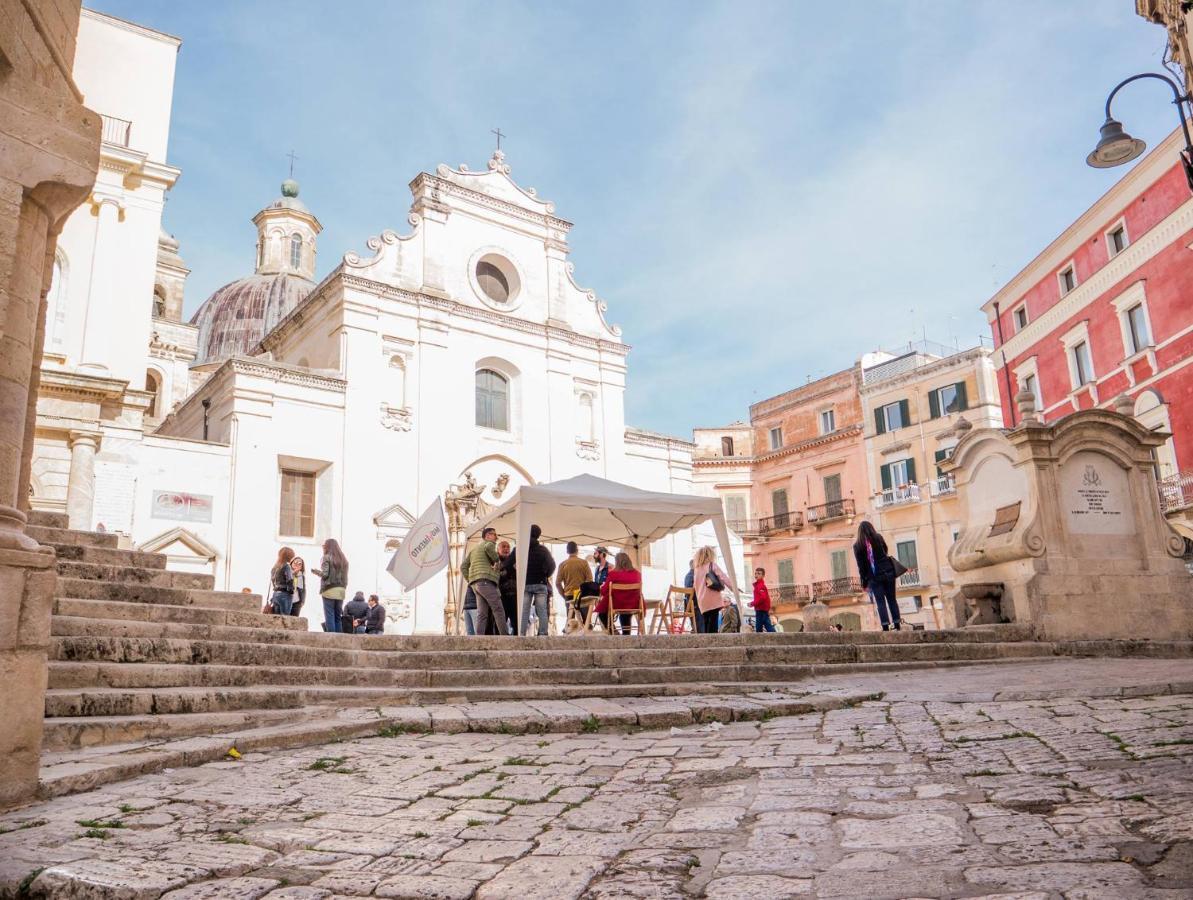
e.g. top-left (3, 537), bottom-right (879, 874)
top-left (898, 399), bottom-right (910, 427)
top-left (934, 448), bottom-right (952, 475)
top-left (830, 550), bottom-right (848, 580)
top-left (874, 407), bottom-right (886, 435)
top-left (880, 463), bottom-right (892, 491)
top-left (776, 558), bottom-right (794, 587)
top-left (928, 389), bottom-right (940, 420)
top-left (823, 474), bottom-right (841, 502)
top-left (279, 469), bottom-right (315, 537)
top-left (771, 488), bottom-right (789, 517)
top-left (475, 369), bottom-right (510, 430)
top-left (896, 540), bottom-right (918, 570)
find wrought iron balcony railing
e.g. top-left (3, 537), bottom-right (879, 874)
top-left (812, 576), bottom-right (863, 599)
top-left (806, 498), bottom-right (855, 524)
top-left (767, 583), bottom-right (811, 605)
top-left (898, 568), bottom-right (922, 588)
top-left (758, 510), bottom-right (804, 534)
top-left (1159, 471), bottom-right (1193, 514)
top-left (931, 474), bottom-right (957, 497)
top-left (101, 114), bottom-right (131, 147)
top-left (875, 483), bottom-right (921, 508)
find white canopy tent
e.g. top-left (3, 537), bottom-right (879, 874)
top-left (464, 473), bottom-right (741, 633)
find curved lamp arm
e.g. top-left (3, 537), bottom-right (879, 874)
top-left (1105, 72), bottom-right (1193, 154)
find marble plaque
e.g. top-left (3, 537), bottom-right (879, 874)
top-left (1060, 451), bottom-right (1134, 535)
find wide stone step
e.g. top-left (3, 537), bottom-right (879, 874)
top-left (55, 576), bottom-right (258, 611)
top-left (41, 707), bottom-right (323, 752)
top-left (54, 597), bottom-right (295, 631)
top-left (28, 509), bottom-right (69, 529)
top-left (26, 524), bottom-right (119, 548)
top-left (43, 684), bottom-right (421, 718)
top-left (48, 660), bottom-right (423, 690)
top-left (49, 542), bottom-right (167, 569)
top-left (55, 560), bottom-right (214, 590)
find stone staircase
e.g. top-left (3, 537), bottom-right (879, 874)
top-left (28, 511), bottom-right (1193, 796)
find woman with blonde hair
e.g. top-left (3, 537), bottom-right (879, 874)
top-left (693, 545), bottom-right (730, 634)
top-left (269, 546), bottom-right (296, 615)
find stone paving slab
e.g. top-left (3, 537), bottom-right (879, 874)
top-left (3, 658), bottom-right (1193, 898)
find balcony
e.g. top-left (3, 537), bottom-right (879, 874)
top-left (874, 483), bottom-right (921, 508)
top-left (931, 474), bottom-right (956, 497)
top-left (101, 114), bottom-right (131, 147)
top-left (768, 583), bottom-right (811, 605)
top-left (758, 510), bottom-right (804, 534)
top-left (898, 568), bottom-right (922, 588)
top-left (1159, 471), bottom-right (1193, 514)
top-left (806, 498), bottom-right (855, 525)
top-left (812, 576), bottom-right (864, 599)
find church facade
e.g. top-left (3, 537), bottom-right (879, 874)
top-left (30, 9), bottom-right (705, 634)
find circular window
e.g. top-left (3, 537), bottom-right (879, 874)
top-left (471, 253), bottom-right (521, 308)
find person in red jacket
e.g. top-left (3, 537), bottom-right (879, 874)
top-left (595, 551), bottom-right (642, 634)
top-left (750, 566), bottom-right (776, 633)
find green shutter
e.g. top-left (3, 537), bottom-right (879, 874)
top-left (874, 407), bottom-right (886, 435)
top-left (830, 550), bottom-right (848, 580)
top-left (880, 463), bottom-right (892, 491)
top-left (954, 381), bottom-right (968, 412)
top-left (898, 399), bottom-right (910, 428)
top-left (934, 449), bottom-right (949, 475)
top-left (906, 457), bottom-right (917, 485)
top-left (928, 389), bottom-right (940, 420)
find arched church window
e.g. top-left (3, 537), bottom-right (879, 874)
top-left (721, 436), bottom-right (734, 456)
top-left (390, 355), bottom-right (407, 408)
top-left (476, 261), bottom-right (510, 303)
top-left (476, 368), bottom-right (509, 431)
top-left (577, 393), bottom-right (594, 442)
top-left (289, 233), bottom-right (302, 269)
top-left (152, 286), bottom-right (166, 318)
top-left (145, 370), bottom-right (162, 419)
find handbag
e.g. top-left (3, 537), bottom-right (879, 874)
top-left (889, 556), bottom-right (909, 578)
top-left (704, 564), bottom-right (724, 592)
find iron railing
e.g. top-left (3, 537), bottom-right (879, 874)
top-left (101, 114), bottom-right (131, 147)
top-left (806, 498), bottom-right (855, 524)
top-left (767, 583), bottom-right (811, 605)
top-left (898, 568), bottom-right (922, 588)
top-left (875, 483), bottom-right (921, 508)
top-left (759, 510), bottom-right (804, 533)
top-left (931, 474), bottom-right (956, 496)
top-left (1159, 471), bottom-right (1193, 514)
top-left (812, 576), bottom-right (863, 598)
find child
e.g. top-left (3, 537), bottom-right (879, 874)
top-left (750, 567), bottom-right (776, 633)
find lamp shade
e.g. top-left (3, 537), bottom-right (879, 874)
top-left (1087, 117), bottom-right (1146, 168)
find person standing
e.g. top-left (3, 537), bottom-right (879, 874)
top-left (496, 539), bottom-right (517, 635)
top-left (507, 525), bottom-right (556, 636)
top-left (750, 566), bottom-right (776, 633)
top-left (556, 541), bottom-right (592, 627)
top-left (462, 584), bottom-right (478, 636)
top-left (290, 556), bottom-right (307, 618)
top-left (466, 526), bottom-right (505, 636)
top-left (345, 591), bottom-right (370, 634)
top-left (693, 546), bottom-right (730, 635)
top-left (853, 520), bottom-right (902, 631)
top-left (365, 595), bottom-right (386, 634)
top-left (684, 558), bottom-right (701, 633)
top-left (316, 538), bottom-right (349, 633)
top-left (269, 547), bottom-right (296, 615)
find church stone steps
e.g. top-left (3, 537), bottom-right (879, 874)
top-left (41, 708), bottom-right (328, 752)
top-left (49, 543), bottom-right (167, 569)
top-left (54, 576), bottom-right (258, 611)
top-left (55, 560), bottom-right (214, 590)
top-left (26, 524), bottom-right (119, 549)
top-left (43, 684), bottom-right (424, 718)
top-left (53, 597), bottom-right (301, 631)
top-left (28, 510), bottom-right (69, 529)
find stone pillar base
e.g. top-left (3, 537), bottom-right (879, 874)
top-left (0, 546), bottom-right (55, 809)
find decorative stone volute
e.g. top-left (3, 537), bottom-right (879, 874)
top-left (1015, 386), bottom-right (1039, 425)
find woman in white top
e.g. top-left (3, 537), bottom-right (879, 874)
top-left (693, 545), bottom-right (730, 634)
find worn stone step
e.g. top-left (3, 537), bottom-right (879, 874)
top-left (55, 577), bottom-right (258, 611)
top-left (48, 660), bottom-right (424, 690)
top-left (26, 524), bottom-right (119, 548)
top-left (43, 684), bottom-right (421, 718)
top-left (53, 597), bottom-right (293, 631)
top-left (41, 707), bottom-right (323, 752)
top-left (55, 560), bottom-right (214, 590)
top-left (48, 542), bottom-right (167, 569)
top-left (28, 509), bottom-right (70, 529)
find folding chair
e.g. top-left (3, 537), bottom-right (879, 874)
top-left (585, 582), bottom-right (645, 635)
top-left (655, 585), bottom-right (696, 634)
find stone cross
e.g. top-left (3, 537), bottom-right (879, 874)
top-left (491, 128), bottom-right (505, 151)
top-left (286, 150), bottom-right (298, 178)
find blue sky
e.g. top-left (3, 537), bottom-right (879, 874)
top-left (91, 1), bottom-right (1176, 436)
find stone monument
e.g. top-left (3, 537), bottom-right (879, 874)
top-left (943, 389), bottom-right (1192, 641)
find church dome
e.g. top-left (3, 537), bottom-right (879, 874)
top-left (191, 272), bottom-right (315, 364)
top-left (189, 177), bottom-right (323, 365)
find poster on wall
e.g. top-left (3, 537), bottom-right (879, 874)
top-left (896, 595), bottom-right (922, 616)
top-left (151, 491), bottom-right (213, 523)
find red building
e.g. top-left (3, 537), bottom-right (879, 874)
top-left (982, 126), bottom-right (1193, 542)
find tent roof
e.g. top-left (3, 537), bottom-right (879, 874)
top-left (466, 473), bottom-right (723, 546)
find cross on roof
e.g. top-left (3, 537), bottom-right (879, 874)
top-left (286, 149), bottom-right (298, 177)
top-left (491, 128), bottom-right (505, 151)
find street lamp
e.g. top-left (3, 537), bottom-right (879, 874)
top-left (1087, 72), bottom-right (1193, 192)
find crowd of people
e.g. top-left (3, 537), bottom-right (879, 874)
top-left (260, 519), bottom-right (904, 636)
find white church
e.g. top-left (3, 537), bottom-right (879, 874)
top-left (32, 8), bottom-right (716, 634)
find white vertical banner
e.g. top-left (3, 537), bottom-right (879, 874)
top-left (387, 497), bottom-right (450, 591)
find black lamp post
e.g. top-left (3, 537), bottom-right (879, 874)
top-left (1088, 72), bottom-right (1193, 192)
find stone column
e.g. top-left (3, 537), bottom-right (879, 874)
top-left (78, 194), bottom-right (123, 373)
top-left (66, 430), bottom-right (100, 530)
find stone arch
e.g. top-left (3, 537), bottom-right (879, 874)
top-left (778, 617), bottom-right (803, 633)
top-left (829, 611), bottom-right (862, 631)
top-left (144, 367), bottom-right (165, 419)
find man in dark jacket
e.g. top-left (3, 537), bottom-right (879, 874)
top-left (364, 595), bottom-right (386, 634)
top-left (496, 540), bottom-right (517, 635)
top-left (344, 591), bottom-right (370, 634)
top-left (504, 525), bottom-right (557, 636)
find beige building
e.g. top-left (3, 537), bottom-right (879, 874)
top-left (859, 342), bottom-right (1003, 628)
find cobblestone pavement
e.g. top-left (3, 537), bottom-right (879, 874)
top-left (2, 659), bottom-right (1192, 899)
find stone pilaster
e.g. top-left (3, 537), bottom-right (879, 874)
top-left (66, 430), bottom-right (100, 530)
